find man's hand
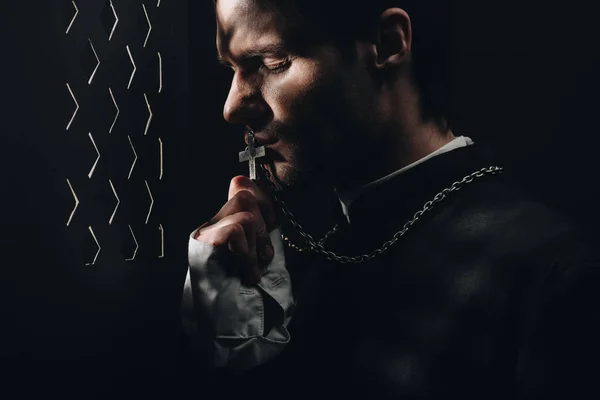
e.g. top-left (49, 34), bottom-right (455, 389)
top-left (195, 176), bottom-right (278, 285)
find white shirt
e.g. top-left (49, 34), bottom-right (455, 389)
top-left (181, 136), bottom-right (474, 371)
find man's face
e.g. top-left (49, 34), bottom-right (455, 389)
top-left (215, 0), bottom-right (375, 191)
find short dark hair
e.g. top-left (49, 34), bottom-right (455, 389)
top-left (216, 0), bottom-right (454, 131)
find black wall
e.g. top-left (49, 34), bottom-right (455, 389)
top-left (3, 0), bottom-right (190, 396)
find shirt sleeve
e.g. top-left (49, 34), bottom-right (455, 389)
top-left (180, 227), bottom-right (295, 371)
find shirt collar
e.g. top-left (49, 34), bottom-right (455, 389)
top-left (335, 136), bottom-right (475, 223)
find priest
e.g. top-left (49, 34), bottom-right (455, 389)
top-left (180, 0), bottom-right (600, 398)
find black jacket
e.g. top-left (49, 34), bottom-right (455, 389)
top-left (199, 144), bottom-right (600, 399)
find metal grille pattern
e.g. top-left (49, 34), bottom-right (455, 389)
top-left (62, 0), bottom-right (167, 266)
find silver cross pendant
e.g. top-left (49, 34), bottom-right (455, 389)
top-left (238, 131), bottom-right (266, 180)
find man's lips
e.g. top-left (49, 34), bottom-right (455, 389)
top-left (244, 133), bottom-right (278, 147)
top-left (242, 133), bottom-right (285, 162)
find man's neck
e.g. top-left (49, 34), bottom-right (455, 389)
top-left (335, 124), bottom-right (456, 193)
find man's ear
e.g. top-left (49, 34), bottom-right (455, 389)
top-left (373, 8), bottom-right (412, 70)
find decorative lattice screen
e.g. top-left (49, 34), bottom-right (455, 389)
top-left (62, 0), bottom-right (170, 266)
top-left (3, 0), bottom-right (191, 392)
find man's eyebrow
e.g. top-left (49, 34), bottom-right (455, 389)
top-left (217, 43), bottom-right (286, 65)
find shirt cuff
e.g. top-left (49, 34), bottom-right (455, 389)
top-left (181, 227), bottom-right (295, 370)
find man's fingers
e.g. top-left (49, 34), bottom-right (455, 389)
top-left (197, 212), bottom-right (262, 284)
top-left (215, 212), bottom-right (257, 257)
top-left (228, 176), bottom-right (255, 200)
top-left (196, 175), bottom-right (276, 278)
top-left (221, 181), bottom-right (276, 264)
top-left (198, 217), bottom-right (249, 254)
top-left (215, 190), bottom-right (273, 262)
top-left (192, 175), bottom-right (280, 286)
top-left (222, 223), bottom-right (248, 255)
top-left (228, 176), bottom-right (278, 232)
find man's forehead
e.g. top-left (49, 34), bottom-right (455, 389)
top-left (216, 0), bottom-right (283, 56)
top-left (216, 0), bottom-right (261, 20)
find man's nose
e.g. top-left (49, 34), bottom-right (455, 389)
top-left (223, 73), bottom-right (266, 125)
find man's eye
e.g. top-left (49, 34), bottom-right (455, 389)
top-left (261, 60), bottom-right (290, 74)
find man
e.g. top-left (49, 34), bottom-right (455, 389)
top-left (180, 0), bottom-right (600, 398)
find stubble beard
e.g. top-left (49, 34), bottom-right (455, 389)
top-left (260, 67), bottom-right (358, 196)
top-left (261, 141), bottom-right (327, 194)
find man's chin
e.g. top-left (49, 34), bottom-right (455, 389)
top-left (261, 162), bottom-right (317, 193)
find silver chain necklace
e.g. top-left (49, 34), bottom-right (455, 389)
top-left (260, 164), bottom-right (503, 264)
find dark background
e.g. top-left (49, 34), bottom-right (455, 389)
top-left (1, 0), bottom-right (599, 397)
